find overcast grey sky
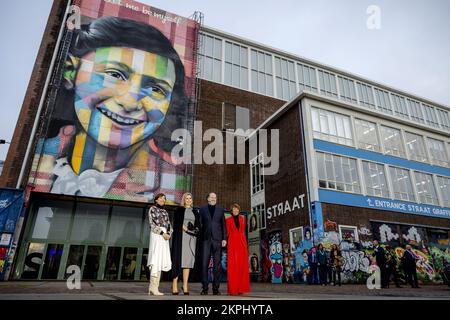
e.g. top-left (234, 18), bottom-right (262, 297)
top-left (0, 0), bottom-right (449, 161)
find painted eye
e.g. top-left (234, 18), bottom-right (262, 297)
top-left (277, 243), bottom-right (282, 253)
top-left (270, 245), bottom-right (276, 255)
top-left (150, 85), bottom-right (167, 100)
top-left (105, 69), bottom-right (127, 81)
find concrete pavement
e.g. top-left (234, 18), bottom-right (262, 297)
top-left (1, 281), bottom-right (450, 300)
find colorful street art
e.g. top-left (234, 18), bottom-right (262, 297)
top-left (264, 221), bottom-right (450, 284)
top-left (269, 231), bottom-right (283, 284)
top-left (26, 0), bottom-right (200, 205)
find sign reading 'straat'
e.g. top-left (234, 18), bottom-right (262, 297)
top-left (267, 194), bottom-right (306, 220)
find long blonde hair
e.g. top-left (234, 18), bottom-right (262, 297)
top-left (181, 192), bottom-right (193, 208)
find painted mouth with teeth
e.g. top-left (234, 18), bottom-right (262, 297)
top-left (98, 108), bottom-right (144, 126)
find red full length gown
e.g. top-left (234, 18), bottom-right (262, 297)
top-left (226, 215), bottom-right (251, 295)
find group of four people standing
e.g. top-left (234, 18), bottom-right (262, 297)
top-left (146, 192), bottom-right (251, 296)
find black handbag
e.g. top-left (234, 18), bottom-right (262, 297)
top-left (187, 221), bottom-right (199, 236)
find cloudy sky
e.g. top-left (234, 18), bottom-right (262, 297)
top-left (0, 0), bottom-right (449, 160)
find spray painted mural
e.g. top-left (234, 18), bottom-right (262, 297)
top-left (27, 0), bottom-right (199, 204)
top-left (262, 221), bottom-right (450, 284)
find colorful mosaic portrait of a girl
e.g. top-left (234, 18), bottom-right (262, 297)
top-left (28, 16), bottom-right (192, 204)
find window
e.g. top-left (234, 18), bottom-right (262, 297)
top-left (198, 34), bottom-right (222, 83)
top-left (70, 203), bottom-right (109, 242)
top-left (356, 82), bottom-right (375, 109)
top-left (437, 176), bottom-right (450, 207)
top-left (338, 76), bottom-right (357, 103)
top-left (222, 103), bottom-right (250, 132)
top-left (31, 201), bottom-right (73, 240)
top-left (423, 104), bottom-right (440, 128)
top-left (317, 152), bottom-right (361, 193)
top-left (354, 118), bottom-right (380, 152)
top-left (407, 99), bottom-right (425, 124)
top-left (318, 70), bottom-right (338, 98)
top-left (414, 171), bottom-right (439, 205)
top-left (380, 125), bottom-right (405, 158)
top-left (224, 41), bottom-right (248, 89)
top-left (289, 227), bottom-right (304, 251)
top-left (374, 88), bottom-right (392, 114)
top-left (389, 166), bottom-right (415, 202)
top-left (404, 132), bottom-right (428, 162)
top-left (339, 225), bottom-right (359, 242)
top-left (391, 93), bottom-right (409, 119)
top-left (427, 138), bottom-right (449, 167)
top-left (251, 49), bottom-right (273, 96)
top-left (107, 206), bottom-right (143, 245)
top-left (436, 108), bottom-right (450, 132)
top-left (297, 63), bottom-right (317, 92)
top-left (251, 155), bottom-right (264, 194)
top-left (311, 107), bottom-right (353, 146)
top-left (252, 204), bottom-right (266, 230)
top-left (362, 161), bottom-right (389, 198)
top-left (275, 57), bottom-right (297, 100)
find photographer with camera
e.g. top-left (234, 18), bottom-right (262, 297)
top-left (171, 193), bottom-right (202, 295)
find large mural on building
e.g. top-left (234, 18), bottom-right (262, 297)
top-left (27, 0), bottom-right (199, 204)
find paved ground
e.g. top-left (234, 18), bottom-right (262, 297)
top-left (1, 281), bottom-right (450, 300)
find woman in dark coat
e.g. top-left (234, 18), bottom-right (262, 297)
top-left (225, 203), bottom-right (251, 295)
top-left (171, 193), bottom-right (201, 294)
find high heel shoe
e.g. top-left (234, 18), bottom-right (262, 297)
top-left (182, 288), bottom-right (190, 295)
top-left (172, 291), bottom-right (179, 295)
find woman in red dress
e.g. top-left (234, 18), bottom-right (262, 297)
top-left (225, 203), bottom-right (251, 295)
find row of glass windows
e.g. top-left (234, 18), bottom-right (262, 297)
top-left (198, 33), bottom-right (450, 134)
top-left (316, 152), bottom-right (450, 207)
top-left (311, 107), bottom-right (450, 169)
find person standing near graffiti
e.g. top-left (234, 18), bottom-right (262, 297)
top-left (199, 193), bottom-right (227, 295)
top-left (402, 245), bottom-right (420, 288)
top-left (372, 240), bottom-right (388, 288)
top-left (316, 243), bottom-right (328, 286)
top-left (147, 193), bottom-right (172, 295)
top-left (225, 204), bottom-right (251, 295)
top-left (170, 193), bottom-right (201, 295)
top-left (308, 247), bottom-right (318, 285)
top-left (385, 249), bottom-right (402, 288)
top-left (330, 244), bottom-right (343, 286)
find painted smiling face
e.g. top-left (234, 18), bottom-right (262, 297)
top-left (73, 47), bottom-right (176, 149)
top-left (270, 241), bottom-right (283, 280)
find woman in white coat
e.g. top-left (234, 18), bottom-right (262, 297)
top-left (147, 193), bottom-right (172, 295)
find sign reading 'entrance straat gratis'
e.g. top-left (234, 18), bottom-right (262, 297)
top-left (319, 189), bottom-right (450, 219)
top-left (267, 194), bottom-right (306, 220)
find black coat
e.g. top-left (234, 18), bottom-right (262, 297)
top-left (373, 246), bottom-right (386, 269)
top-left (199, 205), bottom-right (227, 242)
top-left (170, 206), bottom-right (201, 280)
top-left (402, 250), bottom-right (418, 271)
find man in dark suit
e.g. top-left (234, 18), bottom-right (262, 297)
top-left (372, 240), bottom-right (387, 288)
top-left (402, 245), bottom-right (420, 288)
top-left (199, 192), bottom-right (227, 295)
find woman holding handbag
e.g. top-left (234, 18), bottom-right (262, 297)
top-left (147, 193), bottom-right (172, 295)
top-left (171, 193), bottom-right (201, 295)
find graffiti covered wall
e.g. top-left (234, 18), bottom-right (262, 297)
top-left (27, 0), bottom-right (200, 205)
top-left (264, 220), bottom-right (450, 284)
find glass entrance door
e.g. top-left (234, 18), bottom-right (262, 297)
top-left (41, 243), bottom-right (64, 279)
top-left (82, 246), bottom-right (102, 280)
